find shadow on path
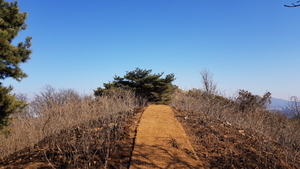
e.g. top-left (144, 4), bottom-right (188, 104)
top-left (130, 142), bottom-right (203, 169)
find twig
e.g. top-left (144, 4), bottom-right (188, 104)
top-left (285, 1), bottom-right (300, 7)
top-left (43, 150), bottom-right (55, 168)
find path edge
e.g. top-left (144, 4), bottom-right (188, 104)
top-left (127, 106), bottom-right (148, 169)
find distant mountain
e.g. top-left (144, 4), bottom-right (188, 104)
top-left (269, 98), bottom-right (289, 109)
top-left (269, 98), bottom-right (295, 117)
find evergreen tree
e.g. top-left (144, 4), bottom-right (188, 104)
top-left (0, 0), bottom-right (32, 129)
top-left (94, 68), bottom-right (177, 104)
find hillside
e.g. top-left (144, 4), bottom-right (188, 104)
top-left (1, 89), bottom-right (300, 168)
top-left (171, 89), bottom-right (300, 168)
top-left (1, 105), bottom-right (300, 168)
top-left (0, 107), bottom-right (144, 169)
top-left (174, 109), bottom-right (297, 168)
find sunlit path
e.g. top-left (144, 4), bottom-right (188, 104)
top-left (130, 105), bottom-right (203, 169)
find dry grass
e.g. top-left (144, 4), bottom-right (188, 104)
top-left (2, 85), bottom-right (300, 168)
top-left (0, 86), bottom-right (147, 168)
top-left (171, 88), bottom-right (300, 168)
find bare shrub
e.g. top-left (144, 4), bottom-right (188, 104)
top-left (235, 90), bottom-right (271, 114)
top-left (0, 86), bottom-right (146, 168)
top-left (289, 96), bottom-right (300, 118)
top-left (171, 89), bottom-right (236, 119)
top-left (200, 69), bottom-right (217, 95)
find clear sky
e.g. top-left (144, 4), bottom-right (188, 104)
top-left (5, 0), bottom-right (300, 100)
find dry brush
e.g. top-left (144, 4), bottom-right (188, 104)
top-left (171, 89), bottom-right (300, 168)
top-left (0, 86), bottom-right (146, 168)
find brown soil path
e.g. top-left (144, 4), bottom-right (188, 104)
top-left (129, 105), bottom-right (203, 169)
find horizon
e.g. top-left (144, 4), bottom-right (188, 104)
top-left (4, 0), bottom-right (300, 100)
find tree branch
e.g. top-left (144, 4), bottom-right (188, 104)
top-left (285, 1), bottom-right (300, 7)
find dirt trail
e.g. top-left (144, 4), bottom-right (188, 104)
top-left (129, 105), bottom-right (203, 169)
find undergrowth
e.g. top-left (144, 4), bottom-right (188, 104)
top-left (0, 86), bottom-right (146, 168)
top-left (171, 89), bottom-right (300, 168)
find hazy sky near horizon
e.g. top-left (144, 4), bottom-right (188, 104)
top-left (5, 0), bottom-right (300, 100)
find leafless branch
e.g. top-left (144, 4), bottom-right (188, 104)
top-left (285, 1), bottom-right (300, 7)
top-left (200, 69), bottom-right (217, 95)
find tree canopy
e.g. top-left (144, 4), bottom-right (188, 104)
top-left (94, 68), bottom-right (177, 104)
top-left (0, 0), bottom-right (32, 129)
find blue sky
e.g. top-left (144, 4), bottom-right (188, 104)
top-left (5, 0), bottom-right (300, 100)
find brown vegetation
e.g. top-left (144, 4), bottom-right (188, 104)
top-left (0, 86), bottom-right (146, 168)
top-left (171, 89), bottom-right (300, 168)
top-left (1, 85), bottom-right (300, 168)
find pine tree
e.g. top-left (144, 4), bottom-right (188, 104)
top-left (0, 0), bottom-right (32, 129)
top-left (94, 68), bottom-right (177, 104)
